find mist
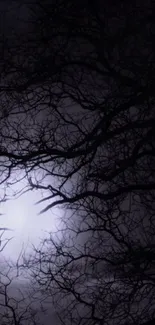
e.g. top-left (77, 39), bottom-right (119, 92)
top-left (0, 1), bottom-right (154, 325)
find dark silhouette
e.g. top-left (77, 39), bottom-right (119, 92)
top-left (0, 0), bottom-right (155, 324)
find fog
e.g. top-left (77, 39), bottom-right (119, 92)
top-left (0, 176), bottom-right (62, 260)
top-left (0, 178), bottom-right (63, 323)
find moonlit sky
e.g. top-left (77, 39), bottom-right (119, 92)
top-left (0, 174), bottom-right (62, 260)
top-left (0, 0), bottom-right (62, 260)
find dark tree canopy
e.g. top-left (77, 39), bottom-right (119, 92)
top-left (0, 0), bottom-right (155, 325)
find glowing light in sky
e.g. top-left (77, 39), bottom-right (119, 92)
top-left (0, 176), bottom-right (62, 260)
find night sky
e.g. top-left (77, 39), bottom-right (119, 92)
top-left (0, 1), bottom-right (154, 325)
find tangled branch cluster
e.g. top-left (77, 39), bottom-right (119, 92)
top-left (0, 0), bottom-right (155, 324)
